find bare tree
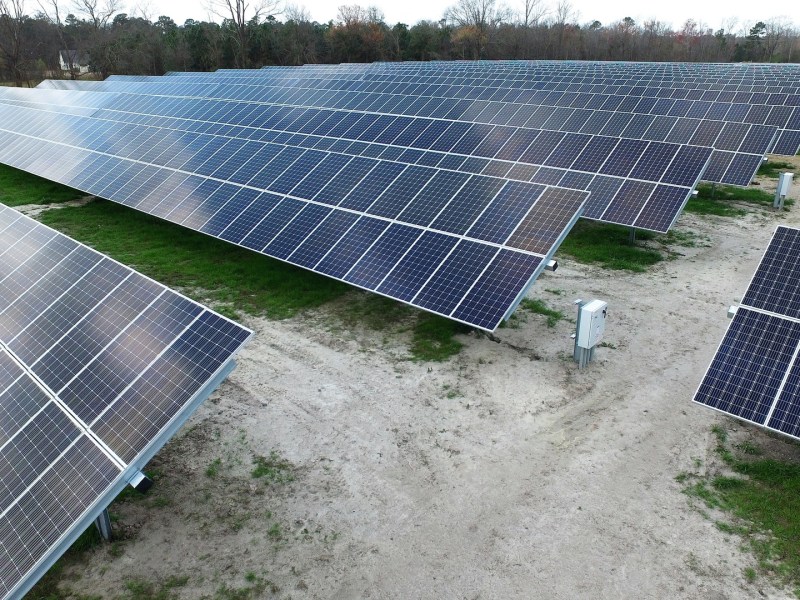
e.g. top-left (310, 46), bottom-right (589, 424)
top-left (37, 0), bottom-right (81, 78)
top-left (207, 0), bottom-right (281, 67)
top-left (445, 0), bottom-right (510, 57)
top-left (520, 0), bottom-right (545, 28)
top-left (73, 0), bottom-right (120, 29)
top-left (0, 0), bottom-right (25, 85)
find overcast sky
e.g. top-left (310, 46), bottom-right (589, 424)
top-left (141, 0), bottom-right (798, 34)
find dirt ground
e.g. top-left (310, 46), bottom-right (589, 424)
top-left (50, 158), bottom-right (800, 600)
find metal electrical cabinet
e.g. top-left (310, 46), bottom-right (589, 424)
top-left (576, 299), bottom-right (607, 349)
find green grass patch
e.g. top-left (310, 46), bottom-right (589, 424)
top-left (558, 220), bottom-right (663, 272)
top-left (0, 164), bottom-right (84, 207)
top-left (757, 160), bottom-right (796, 179)
top-left (519, 298), bottom-right (565, 328)
top-left (683, 426), bottom-right (800, 589)
top-left (409, 313), bottom-right (470, 361)
top-left (686, 182), bottom-right (790, 217)
top-left (251, 451), bottom-right (294, 484)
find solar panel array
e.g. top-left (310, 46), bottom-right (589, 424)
top-left (694, 226), bottom-right (800, 440)
top-left (0, 83), bottom-right (711, 232)
top-left (4, 59), bottom-right (793, 331)
top-left (0, 97), bottom-right (592, 331)
top-left (31, 66), bottom-right (774, 186)
top-left (0, 205), bottom-right (252, 599)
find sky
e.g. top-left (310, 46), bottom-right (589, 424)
top-left (142, 0), bottom-right (799, 33)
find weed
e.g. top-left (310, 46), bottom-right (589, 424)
top-left (122, 574), bottom-right (189, 600)
top-left (251, 451), bottom-right (294, 483)
top-left (520, 298), bottom-right (565, 328)
top-left (682, 426), bottom-right (800, 590)
top-left (686, 182), bottom-right (790, 217)
top-left (267, 523), bottom-right (283, 540)
top-left (409, 313), bottom-right (470, 362)
top-left (744, 567), bottom-right (758, 582)
top-left (598, 341), bottom-right (617, 349)
top-left (206, 458), bottom-right (222, 478)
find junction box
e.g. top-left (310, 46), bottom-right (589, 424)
top-left (573, 299), bottom-right (607, 368)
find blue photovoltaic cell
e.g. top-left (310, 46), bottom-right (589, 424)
top-left (376, 232), bottom-right (459, 302)
top-left (694, 308), bottom-right (800, 425)
top-left (316, 217), bottom-right (391, 280)
top-left (768, 359), bottom-right (800, 438)
top-left (414, 241), bottom-right (498, 316)
top-left (452, 249), bottom-right (543, 330)
top-left (0, 204), bottom-right (251, 600)
top-left (240, 197), bottom-right (305, 251)
top-left (430, 176), bottom-right (506, 235)
top-left (288, 210), bottom-right (360, 268)
top-left (742, 226), bottom-right (800, 320)
top-left (466, 181), bottom-right (546, 244)
top-left (343, 223), bottom-right (422, 288)
top-left (264, 203), bottom-right (332, 259)
top-left (634, 185), bottom-right (689, 232)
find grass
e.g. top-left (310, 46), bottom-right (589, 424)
top-left (251, 451), bottom-right (294, 483)
top-left (685, 182), bottom-right (790, 217)
top-left (520, 298), bottom-right (565, 328)
top-left (558, 220), bottom-right (663, 272)
top-left (757, 160), bottom-right (796, 179)
top-left (682, 425), bottom-right (800, 590)
top-left (0, 164), bottom-right (84, 207)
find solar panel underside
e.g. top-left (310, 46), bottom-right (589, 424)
top-left (694, 226), bottom-right (800, 440)
top-left (0, 86), bottom-right (711, 236)
top-left (0, 101), bottom-right (591, 331)
top-left (0, 205), bottom-right (252, 599)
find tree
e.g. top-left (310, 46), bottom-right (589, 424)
top-left (207, 0), bottom-right (281, 67)
top-left (0, 0), bottom-right (26, 85)
top-left (445, 0), bottom-right (510, 58)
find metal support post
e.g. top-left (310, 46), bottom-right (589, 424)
top-left (94, 508), bottom-right (112, 541)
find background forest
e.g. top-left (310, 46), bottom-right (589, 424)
top-left (0, 0), bottom-right (798, 85)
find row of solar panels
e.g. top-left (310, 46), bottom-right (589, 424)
top-left (151, 65), bottom-right (800, 155)
top-left (47, 74), bottom-right (798, 158)
top-left (0, 101), bottom-right (590, 331)
top-left (30, 77), bottom-right (768, 187)
top-left (0, 204), bottom-right (252, 599)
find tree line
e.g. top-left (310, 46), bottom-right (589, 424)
top-left (0, 0), bottom-right (798, 86)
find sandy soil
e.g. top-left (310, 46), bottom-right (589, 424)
top-left (49, 158), bottom-right (800, 600)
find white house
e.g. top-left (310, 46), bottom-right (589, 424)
top-left (59, 50), bottom-right (90, 74)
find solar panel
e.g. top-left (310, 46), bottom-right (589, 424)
top-left (22, 71), bottom-right (774, 185)
top-left (0, 204), bottom-right (252, 599)
top-left (694, 226), bottom-right (800, 440)
top-left (0, 102), bottom-right (588, 331)
top-left (86, 61), bottom-right (800, 159)
top-left (0, 87), bottom-right (711, 233)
